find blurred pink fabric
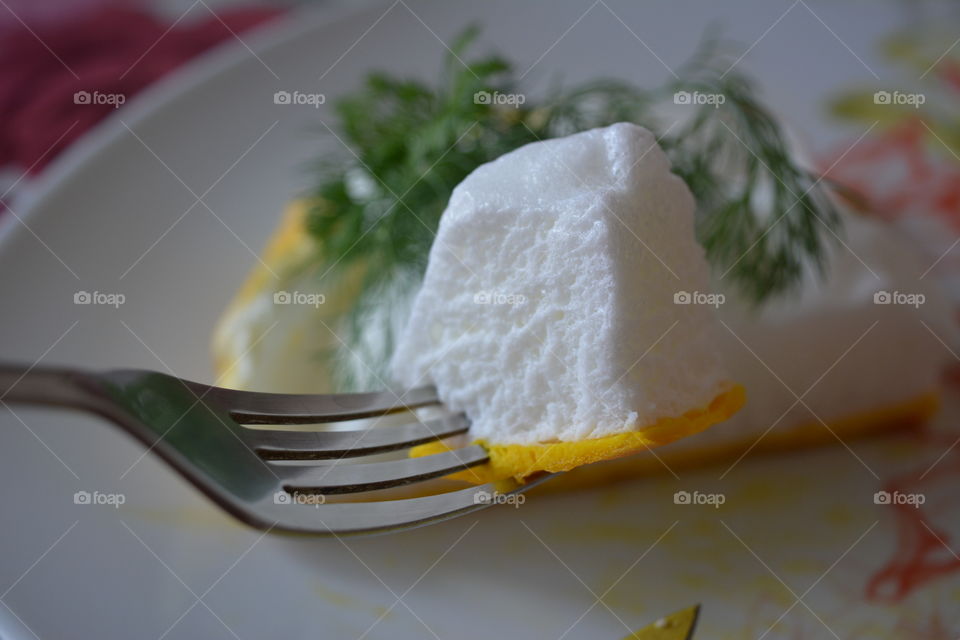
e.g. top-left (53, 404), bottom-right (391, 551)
top-left (0, 1), bottom-right (283, 177)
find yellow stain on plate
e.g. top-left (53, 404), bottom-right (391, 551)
top-left (545, 523), bottom-right (671, 546)
top-left (313, 583), bottom-right (392, 619)
top-left (678, 573), bottom-right (709, 590)
top-left (824, 503), bottom-right (865, 529)
top-left (122, 506), bottom-right (244, 534)
top-left (593, 569), bottom-right (648, 616)
top-left (688, 518), bottom-right (722, 539)
top-left (782, 557), bottom-right (824, 575)
top-left (749, 575), bottom-right (795, 608)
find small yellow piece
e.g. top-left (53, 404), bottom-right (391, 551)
top-left (626, 604), bottom-right (700, 640)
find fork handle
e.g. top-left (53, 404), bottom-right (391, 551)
top-left (0, 363), bottom-right (94, 409)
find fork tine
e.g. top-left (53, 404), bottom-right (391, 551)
top-left (278, 445), bottom-right (488, 494)
top-left (248, 413), bottom-right (470, 459)
top-left (199, 385), bottom-right (440, 424)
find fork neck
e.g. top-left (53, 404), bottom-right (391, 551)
top-left (0, 363), bottom-right (96, 409)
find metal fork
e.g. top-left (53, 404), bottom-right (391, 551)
top-left (0, 363), bottom-right (547, 535)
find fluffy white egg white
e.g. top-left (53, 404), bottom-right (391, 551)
top-left (390, 123), bottom-right (736, 446)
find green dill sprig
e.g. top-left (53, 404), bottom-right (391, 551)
top-left (303, 27), bottom-right (840, 389)
top-left (661, 32), bottom-right (841, 301)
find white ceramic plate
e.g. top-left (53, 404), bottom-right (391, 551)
top-left (1, 2), bottom-right (956, 637)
